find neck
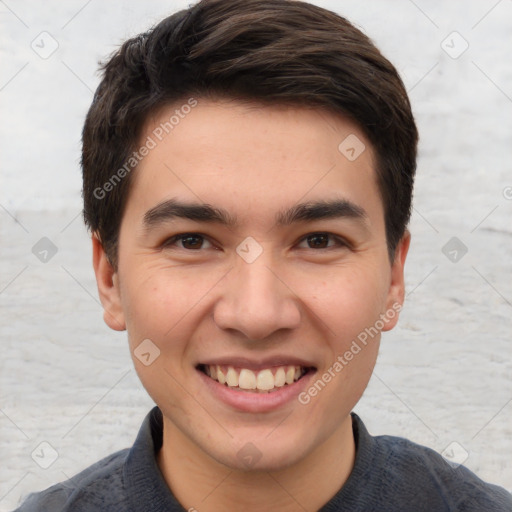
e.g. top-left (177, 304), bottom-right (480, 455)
top-left (157, 415), bottom-right (355, 512)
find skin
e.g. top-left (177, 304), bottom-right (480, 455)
top-left (93, 99), bottom-right (410, 511)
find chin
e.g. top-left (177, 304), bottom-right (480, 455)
top-left (207, 432), bottom-right (312, 473)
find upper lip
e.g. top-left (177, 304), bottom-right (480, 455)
top-left (197, 356), bottom-right (316, 372)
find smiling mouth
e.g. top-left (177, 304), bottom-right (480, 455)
top-left (197, 364), bottom-right (315, 393)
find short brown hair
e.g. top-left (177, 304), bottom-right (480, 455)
top-left (82, 0), bottom-right (418, 268)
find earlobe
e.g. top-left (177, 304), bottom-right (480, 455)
top-left (382, 231), bottom-right (411, 332)
top-left (92, 235), bottom-right (126, 331)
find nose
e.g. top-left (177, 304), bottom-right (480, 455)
top-left (213, 257), bottom-right (301, 341)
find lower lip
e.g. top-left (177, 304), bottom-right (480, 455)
top-left (197, 368), bottom-right (316, 413)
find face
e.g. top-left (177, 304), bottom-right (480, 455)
top-left (94, 99), bottom-right (409, 471)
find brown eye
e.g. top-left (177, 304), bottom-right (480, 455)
top-left (297, 232), bottom-right (346, 250)
top-left (306, 233), bottom-right (329, 249)
top-left (180, 234), bottom-right (204, 249)
top-left (162, 233), bottom-right (213, 250)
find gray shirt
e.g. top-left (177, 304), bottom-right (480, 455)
top-left (14, 407), bottom-right (512, 511)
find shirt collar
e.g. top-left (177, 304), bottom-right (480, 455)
top-left (123, 406), bottom-right (374, 511)
top-left (124, 406), bottom-right (185, 512)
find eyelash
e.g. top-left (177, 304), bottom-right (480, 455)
top-left (161, 232), bottom-right (349, 251)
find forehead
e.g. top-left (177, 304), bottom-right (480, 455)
top-left (126, 99), bottom-right (382, 227)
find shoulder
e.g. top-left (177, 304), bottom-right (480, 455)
top-left (13, 448), bottom-right (131, 512)
top-left (372, 430), bottom-right (512, 511)
top-left (14, 407), bottom-right (175, 512)
top-left (330, 414), bottom-right (512, 512)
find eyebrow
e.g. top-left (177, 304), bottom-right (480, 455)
top-left (142, 197), bottom-right (368, 231)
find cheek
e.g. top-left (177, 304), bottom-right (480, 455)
top-left (119, 262), bottom-right (225, 348)
top-left (119, 266), bottom-right (183, 344)
top-left (119, 266), bottom-right (205, 402)
top-left (300, 263), bottom-right (389, 341)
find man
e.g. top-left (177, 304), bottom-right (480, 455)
top-left (16, 0), bottom-right (512, 510)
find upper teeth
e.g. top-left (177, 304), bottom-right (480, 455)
top-left (204, 365), bottom-right (305, 392)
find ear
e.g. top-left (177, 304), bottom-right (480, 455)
top-left (381, 230), bottom-right (410, 332)
top-left (92, 234), bottom-right (126, 331)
